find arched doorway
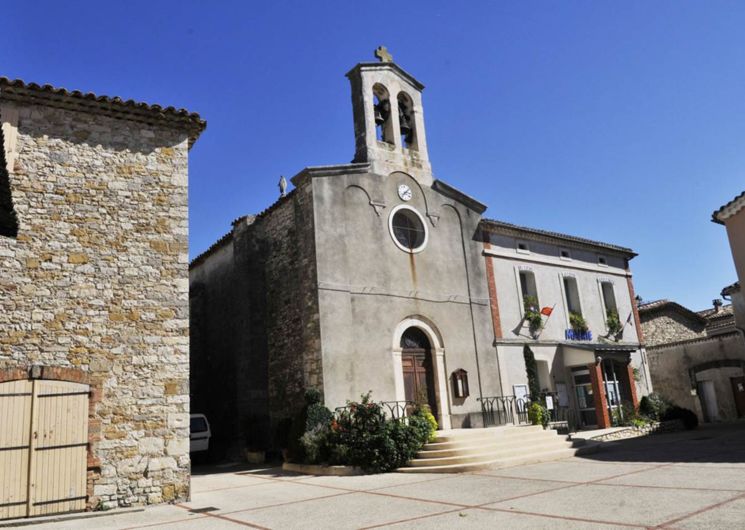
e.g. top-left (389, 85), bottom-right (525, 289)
top-left (400, 327), bottom-right (438, 419)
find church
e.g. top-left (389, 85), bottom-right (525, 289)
top-left (189, 48), bottom-right (650, 456)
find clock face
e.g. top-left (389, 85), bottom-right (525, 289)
top-left (398, 184), bottom-right (413, 201)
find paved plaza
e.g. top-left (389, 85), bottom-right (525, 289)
top-left (13, 424), bottom-right (745, 529)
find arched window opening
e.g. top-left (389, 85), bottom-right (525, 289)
top-left (397, 92), bottom-right (417, 150)
top-left (401, 327), bottom-right (431, 350)
top-left (373, 84), bottom-right (393, 144)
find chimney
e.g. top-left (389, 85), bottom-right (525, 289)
top-left (713, 299), bottom-right (723, 312)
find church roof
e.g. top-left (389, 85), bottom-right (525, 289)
top-left (480, 218), bottom-right (637, 257)
top-left (0, 77), bottom-right (206, 147)
top-left (712, 190), bottom-right (745, 224)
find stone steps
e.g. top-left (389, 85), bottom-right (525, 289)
top-left (397, 425), bottom-right (596, 473)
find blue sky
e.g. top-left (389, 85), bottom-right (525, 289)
top-left (3, 1), bottom-right (743, 310)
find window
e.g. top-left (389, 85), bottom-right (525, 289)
top-left (519, 270), bottom-right (539, 309)
top-left (516, 240), bottom-right (530, 254)
top-left (563, 276), bottom-right (582, 315)
top-left (559, 248), bottom-right (571, 260)
top-left (601, 281), bottom-right (617, 313)
top-left (598, 256), bottom-right (608, 266)
top-left (389, 205), bottom-right (428, 253)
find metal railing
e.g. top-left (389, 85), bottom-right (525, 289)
top-left (333, 400), bottom-right (417, 423)
top-left (478, 392), bottom-right (576, 431)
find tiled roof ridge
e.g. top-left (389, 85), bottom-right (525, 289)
top-left (712, 190), bottom-right (745, 224)
top-left (189, 230), bottom-right (233, 269)
top-left (480, 218), bottom-right (636, 257)
top-left (0, 76), bottom-right (206, 147)
top-left (645, 330), bottom-right (742, 350)
top-left (638, 299), bottom-right (708, 325)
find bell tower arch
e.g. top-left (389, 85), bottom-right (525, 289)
top-left (346, 46), bottom-right (433, 185)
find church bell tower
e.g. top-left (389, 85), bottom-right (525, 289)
top-left (346, 46), bottom-right (433, 185)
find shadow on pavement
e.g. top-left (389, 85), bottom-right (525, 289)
top-left (575, 422), bottom-right (745, 465)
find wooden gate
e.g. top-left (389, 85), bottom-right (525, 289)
top-left (0, 379), bottom-right (89, 520)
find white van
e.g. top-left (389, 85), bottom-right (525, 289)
top-left (190, 414), bottom-right (211, 453)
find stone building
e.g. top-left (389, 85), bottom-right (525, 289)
top-left (0, 78), bottom-right (204, 519)
top-left (640, 298), bottom-right (745, 422)
top-left (190, 50), bottom-right (650, 456)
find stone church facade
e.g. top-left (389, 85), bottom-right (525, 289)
top-left (190, 51), bottom-right (649, 454)
top-left (0, 78), bottom-right (204, 517)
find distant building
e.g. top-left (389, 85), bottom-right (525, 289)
top-left (640, 298), bottom-right (745, 422)
top-left (190, 51), bottom-right (650, 457)
top-left (0, 78), bottom-right (204, 519)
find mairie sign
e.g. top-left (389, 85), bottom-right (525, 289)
top-left (565, 329), bottom-right (593, 341)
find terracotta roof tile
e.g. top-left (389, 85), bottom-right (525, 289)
top-left (0, 77), bottom-right (206, 147)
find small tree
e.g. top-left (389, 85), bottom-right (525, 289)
top-left (523, 345), bottom-right (541, 399)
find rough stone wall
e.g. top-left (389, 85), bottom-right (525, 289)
top-left (640, 310), bottom-right (706, 347)
top-left (189, 182), bottom-right (321, 454)
top-left (647, 332), bottom-right (745, 422)
top-left (0, 103), bottom-right (190, 510)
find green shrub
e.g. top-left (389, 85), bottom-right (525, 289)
top-left (300, 424), bottom-right (330, 464)
top-left (639, 392), bottom-right (672, 420)
top-left (415, 405), bottom-right (438, 442)
top-left (523, 346), bottom-right (541, 399)
top-left (288, 388), bottom-right (330, 462)
top-left (306, 402), bottom-right (333, 432)
top-left (662, 406), bottom-right (698, 430)
top-left (327, 392), bottom-right (430, 473)
top-left (527, 402), bottom-right (547, 427)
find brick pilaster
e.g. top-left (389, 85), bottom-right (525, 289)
top-left (625, 273), bottom-right (644, 344)
top-left (627, 362), bottom-right (639, 409)
top-left (588, 362), bottom-right (611, 428)
top-left (483, 241), bottom-right (503, 339)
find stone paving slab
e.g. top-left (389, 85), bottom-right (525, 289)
top-left (597, 464), bottom-right (745, 491)
top-left (182, 480), bottom-right (343, 514)
top-left (373, 473), bottom-right (558, 506)
top-left (486, 482), bottom-right (734, 526)
top-left (225, 491), bottom-right (454, 530)
top-left (23, 505), bottom-right (206, 530)
top-left (387, 506), bottom-right (638, 529)
top-left (477, 459), bottom-right (658, 483)
top-left (296, 471), bottom-right (446, 491)
top-left (190, 472), bottom-right (275, 493)
top-left (675, 496), bottom-right (745, 529)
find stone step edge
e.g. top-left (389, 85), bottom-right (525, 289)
top-left (410, 441), bottom-right (574, 466)
top-left (426, 432), bottom-right (566, 449)
top-left (397, 444), bottom-right (599, 473)
top-left (418, 439), bottom-right (574, 459)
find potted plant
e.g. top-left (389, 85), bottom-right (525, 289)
top-left (606, 309), bottom-right (622, 339)
top-left (523, 296), bottom-right (543, 338)
top-left (569, 312), bottom-right (588, 334)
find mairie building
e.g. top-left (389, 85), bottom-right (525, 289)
top-left (189, 49), bottom-right (650, 457)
